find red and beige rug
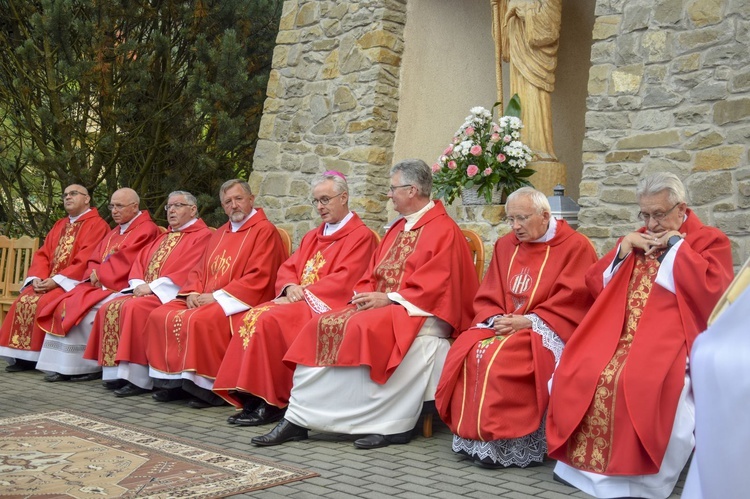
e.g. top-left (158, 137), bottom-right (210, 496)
top-left (0, 410), bottom-right (317, 498)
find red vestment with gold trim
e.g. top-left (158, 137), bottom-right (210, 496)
top-left (435, 220), bottom-right (597, 441)
top-left (547, 210), bottom-right (733, 475)
top-left (213, 213), bottom-right (378, 408)
top-left (82, 219), bottom-right (212, 367)
top-left (145, 209), bottom-right (286, 379)
top-left (36, 212), bottom-right (160, 337)
top-left (283, 201), bottom-right (479, 384)
top-left (0, 209), bottom-right (110, 353)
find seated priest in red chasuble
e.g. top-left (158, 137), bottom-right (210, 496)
top-left (213, 171), bottom-right (378, 426)
top-left (144, 179), bottom-right (287, 409)
top-left (435, 186), bottom-right (597, 469)
top-left (251, 159), bottom-right (479, 449)
top-left (546, 172), bottom-right (733, 499)
top-left (82, 191), bottom-right (212, 397)
top-left (35, 188), bottom-right (161, 381)
top-left (0, 184), bottom-right (110, 372)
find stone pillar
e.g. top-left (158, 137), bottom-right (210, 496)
top-left (250, 0), bottom-right (406, 245)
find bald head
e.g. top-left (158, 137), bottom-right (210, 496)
top-left (109, 188), bottom-right (140, 225)
top-left (63, 184), bottom-right (91, 217)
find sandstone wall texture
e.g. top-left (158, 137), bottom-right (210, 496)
top-left (250, 0), bottom-right (406, 244)
top-left (581, 0), bottom-right (750, 265)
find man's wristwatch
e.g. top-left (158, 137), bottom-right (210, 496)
top-left (667, 235), bottom-right (682, 249)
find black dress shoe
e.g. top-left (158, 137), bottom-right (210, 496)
top-left (5, 359), bottom-right (36, 372)
top-left (102, 379), bottom-right (128, 390)
top-left (353, 430), bottom-right (412, 449)
top-left (44, 372), bottom-right (71, 382)
top-left (227, 408), bottom-right (255, 424)
top-left (472, 457), bottom-right (505, 469)
top-left (113, 383), bottom-right (150, 398)
top-left (251, 419), bottom-right (308, 446)
top-left (69, 372), bottom-right (102, 382)
top-left (187, 398), bottom-right (212, 409)
top-left (235, 402), bottom-right (285, 426)
top-left (152, 388), bottom-right (187, 402)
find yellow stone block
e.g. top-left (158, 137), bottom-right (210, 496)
top-left (358, 30), bottom-right (399, 50)
top-left (693, 145), bottom-right (745, 171)
top-left (592, 15), bottom-right (620, 40)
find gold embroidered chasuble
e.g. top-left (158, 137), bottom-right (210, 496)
top-left (9, 222), bottom-right (85, 348)
top-left (99, 232), bottom-right (183, 366)
top-left (566, 251), bottom-right (663, 473)
top-left (314, 229), bottom-right (420, 366)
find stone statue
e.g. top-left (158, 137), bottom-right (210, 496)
top-left (492, 0), bottom-right (562, 161)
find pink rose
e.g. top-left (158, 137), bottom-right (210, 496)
top-left (447, 160), bottom-right (457, 170)
top-left (483, 167), bottom-right (492, 176)
top-left (490, 133), bottom-right (500, 142)
top-left (496, 153), bottom-right (507, 162)
top-left (465, 127), bottom-right (475, 136)
top-left (470, 145), bottom-right (482, 156)
top-left (503, 135), bottom-right (511, 143)
top-left (467, 165), bottom-right (479, 178)
top-left (492, 124), bottom-right (500, 133)
top-left (431, 163), bottom-right (441, 173)
top-left (443, 145), bottom-right (454, 155)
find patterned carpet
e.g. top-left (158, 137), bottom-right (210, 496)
top-left (0, 410), bottom-right (317, 498)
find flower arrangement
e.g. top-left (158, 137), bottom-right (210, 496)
top-left (432, 96), bottom-right (535, 205)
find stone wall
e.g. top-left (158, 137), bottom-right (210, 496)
top-left (581, 0), bottom-right (750, 265)
top-left (250, 0), bottom-right (406, 245)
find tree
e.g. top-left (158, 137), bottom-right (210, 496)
top-left (0, 0), bottom-right (282, 235)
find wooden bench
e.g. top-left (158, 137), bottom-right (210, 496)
top-left (0, 236), bottom-right (40, 324)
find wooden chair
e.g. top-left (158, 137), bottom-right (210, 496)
top-left (709, 255), bottom-right (750, 326)
top-left (461, 229), bottom-right (485, 281)
top-left (277, 227), bottom-right (292, 257)
top-left (0, 236), bottom-right (13, 323)
top-left (0, 236), bottom-right (39, 322)
top-left (159, 226), bottom-right (168, 234)
top-left (370, 228), bottom-right (381, 244)
top-left (422, 229), bottom-right (485, 438)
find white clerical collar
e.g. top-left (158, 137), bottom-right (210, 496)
top-left (531, 216), bottom-right (558, 243)
top-left (324, 211), bottom-right (354, 236)
top-left (69, 208), bottom-right (91, 223)
top-left (119, 211), bottom-right (142, 234)
top-left (174, 218), bottom-right (198, 232)
top-left (230, 208), bottom-right (256, 232)
top-left (403, 200), bottom-right (434, 231)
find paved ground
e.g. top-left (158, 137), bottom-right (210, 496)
top-left (1, 367), bottom-right (686, 498)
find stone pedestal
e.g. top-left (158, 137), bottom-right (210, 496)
top-left (529, 160), bottom-right (566, 196)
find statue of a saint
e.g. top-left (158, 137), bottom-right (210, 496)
top-left (493, 0), bottom-right (562, 161)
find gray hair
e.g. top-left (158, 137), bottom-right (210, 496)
top-left (506, 186), bottom-right (551, 214)
top-left (390, 159), bottom-right (432, 197)
top-left (312, 172), bottom-right (348, 195)
top-left (168, 190), bottom-right (198, 206)
top-left (636, 172), bottom-right (687, 205)
top-left (219, 179), bottom-right (252, 199)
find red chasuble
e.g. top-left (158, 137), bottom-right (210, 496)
top-left (283, 201), bottom-right (479, 385)
top-left (145, 209), bottom-right (286, 379)
top-left (435, 220), bottom-right (597, 441)
top-left (547, 210), bottom-right (733, 475)
top-left (213, 212), bottom-right (378, 409)
top-left (36, 212), bottom-right (161, 337)
top-left (83, 219), bottom-right (213, 367)
top-left (0, 209), bottom-right (110, 353)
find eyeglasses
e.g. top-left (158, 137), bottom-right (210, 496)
top-left (108, 202), bottom-right (137, 211)
top-left (388, 184), bottom-right (413, 193)
top-left (311, 192), bottom-right (344, 206)
top-left (62, 190), bottom-right (85, 200)
top-left (504, 214), bottom-right (533, 226)
top-left (637, 203), bottom-right (680, 222)
top-left (165, 203), bottom-right (193, 211)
